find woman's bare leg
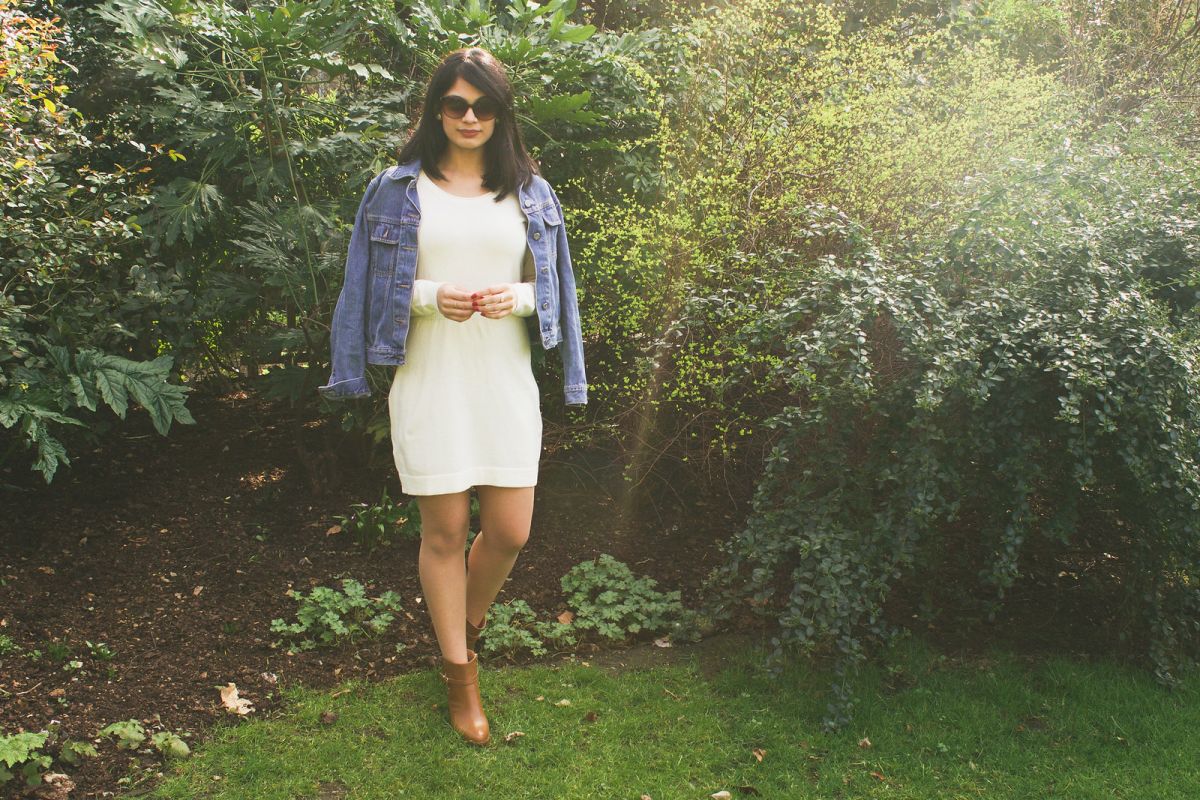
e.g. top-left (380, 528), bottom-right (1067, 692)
top-left (416, 491), bottom-right (472, 664)
top-left (465, 486), bottom-right (535, 627)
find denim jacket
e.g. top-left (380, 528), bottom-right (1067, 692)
top-left (318, 158), bottom-right (587, 406)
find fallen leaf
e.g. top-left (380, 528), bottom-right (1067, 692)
top-left (858, 736), bottom-right (872, 748)
top-left (554, 698), bottom-right (571, 707)
top-left (711, 792), bottom-right (732, 799)
top-left (31, 772), bottom-right (74, 800)
top-left (557, 610), bottom-right (575, 624)
top-left (653, 636), bottom-right (672, 648)
top-left (584, 711), bottom-right (598, 722)
top-left (326, 524), bottom-right (342, 536)
top-left (193, 585), bottom-right (204, 596)
top-left (37, 566), bottom-right (55, 575)
top-left (319, 710), bottom-right (338, 725)
top-left (504, 730), bottom-right (525, 743)
top-left (870, 771), bottom-right (886, 781)
top-left (751, 747), bottom-right (766, 762)
top-left (218, 682), bottom-right (254, 715)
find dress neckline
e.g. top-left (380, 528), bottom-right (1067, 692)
top-left (419, 169), bottom-right (497, 199)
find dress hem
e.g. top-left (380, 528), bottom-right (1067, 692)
top-left (398, 467), bottom-right (538, 496)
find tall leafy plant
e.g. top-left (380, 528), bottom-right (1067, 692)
top-left (0, 0), bottom-right (194, 484)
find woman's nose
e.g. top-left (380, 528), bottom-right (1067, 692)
top-left (463, 107), bottom-right (478, 123)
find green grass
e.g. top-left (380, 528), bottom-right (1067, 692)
top-left (139, 635), bottom-right (1200, 799)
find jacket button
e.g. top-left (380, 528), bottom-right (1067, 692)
top-left (541, 267), bottom-right (548, 274)
top-left (524, 200), bottom-right (533, 207)
top-left (541, 302), bottom-right (549, 310)
top-left (532, 232), bottom-right (541, 240)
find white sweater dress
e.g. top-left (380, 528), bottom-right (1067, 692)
top-left (387, 169), bottom-right (541, 495)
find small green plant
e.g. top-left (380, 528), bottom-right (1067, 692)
top-left (84, 640), bottom-right (115, 660)
top-left (100, 719), bottom-right (146, 751)
top-left (335, 488), bottom-right (421, 552)
top-left (270, 578), bottom-right (403, 651)
top-left (560, 554), bottom-right (686, 642)
top-left (479, 599), bottom-right (577, 658)
top-left (44, 640), bottom-right (70, 663)
top-left (0, 730), bottom-right (51, 788)
top-left (57, 739), bottom-right (99, 766)
top-left (150, 731), bottom-right (191, 760)
top-left (0, 634), bottom-right (19, 657)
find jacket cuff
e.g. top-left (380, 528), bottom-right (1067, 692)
top-left (317, 376), bottom-right (370, 400)
top-left (564, 383), bottom-right (587, 407)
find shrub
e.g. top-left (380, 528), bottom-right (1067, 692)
top-left (0, 731), bottom-right (51, 788)
top-left (475, 599), bottom-right (577, 659)
top-left (700, 138), bottom-right (1200, 729)
top-left (270, 578), bottom-right (403, 651)
top-left (560, 553), bottom-right (686, 642)
top-left (0, 1), bottom-right (194, 483)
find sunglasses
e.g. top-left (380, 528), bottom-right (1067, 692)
top-left (439, 94), bottom-right (500, 121)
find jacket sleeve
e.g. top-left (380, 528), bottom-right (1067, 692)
top-left (317, 172), bottom-right (384, 401)
top-left (550, 186), bottom-right (588, 407)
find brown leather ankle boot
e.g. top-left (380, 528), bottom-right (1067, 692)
top-left (466, 613), bottom-right (487, 653)
top-left (439, 649), bottom-right (490, 745)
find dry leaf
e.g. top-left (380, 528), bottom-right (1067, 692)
top-left (641, 795), bottom-right (652, 800)
top-left (751, 747), bottom-right (766, 762)
top-left (653, 637), bottom-right (672, 648)
top-left (557, 610), bottom-right (575, 624)
top-left (31, 772), bottom-right (74, 800)
top-left (319, 710), bottom-right (338, 725)
top-left (193, 585), bottom-right (204, 596)
top-left (326, 524), bottom-right (342, 536)
top-left (870, 771), bottom-right (886, 781)
top-left (554, 698), bottom-right (571, 707)
top-left (858, 736), bottom-right (872, 748)
top-left (219, 682), bottom-right (254, 715)
top-left (710, 792), bottom-right (732, 799)
top-left (504, 731), bottom-right (525, 743)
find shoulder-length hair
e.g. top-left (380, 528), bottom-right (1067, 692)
top-left (397, 47), bottom-right (539, 202)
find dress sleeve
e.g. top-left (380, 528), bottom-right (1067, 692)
top-left (512, 247), bottom-right (536, 318)
top-left (412, 279), bottom-right (443, 316)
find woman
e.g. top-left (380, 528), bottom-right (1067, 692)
top-left (319, 47), bottom-right (587, 746)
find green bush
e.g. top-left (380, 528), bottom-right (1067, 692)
top-left (698, 137), bottom-right (1200, 729)
top-left (0, 2), bottom-right (194, 483)
top-left (0, 731), bottom-right (51, 788)
top-left (270, 578), bottom-right (403, 651)
top-left (560, 553), bottom-right (685, 642)
top-left (475, 598), bottom-right (577, 659)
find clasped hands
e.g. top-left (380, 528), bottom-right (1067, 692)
top-left (435, 283), bottom-right (517, 322)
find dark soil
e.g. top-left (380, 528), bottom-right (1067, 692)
top-left (0, 385), bottom-right (746, 799)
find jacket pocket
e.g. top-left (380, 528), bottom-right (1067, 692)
top-left (368, 219), bottom-right (402, 276)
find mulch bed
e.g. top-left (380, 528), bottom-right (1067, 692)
top-left (0, 385), bottom-right (742, 799)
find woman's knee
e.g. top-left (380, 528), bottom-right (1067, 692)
top-left (481, 524), bottom-right (529, 553)
top-left (417, 494), bottom-right (470, 555)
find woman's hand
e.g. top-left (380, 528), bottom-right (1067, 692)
top-left (436, 284), bottom-right (477, 322)
top-left (474, 284), bottom-right (517, 319)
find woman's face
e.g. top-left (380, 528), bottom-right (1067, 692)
top-left (440, 76), bottom-right (497, 153)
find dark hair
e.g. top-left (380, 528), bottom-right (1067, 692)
top-left (397, 47), bottom-right (538, 202)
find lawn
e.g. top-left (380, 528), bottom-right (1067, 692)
top-left (140, 632), bottom-right (1200, 799)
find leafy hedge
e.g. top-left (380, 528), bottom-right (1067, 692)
top-left (697, 137), bottom-right (1200, 728)
top-left (0, 1), bottom-right (193, 483)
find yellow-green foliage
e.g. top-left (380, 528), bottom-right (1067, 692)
top-left (576, 0), bottom-right (1083, 455)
